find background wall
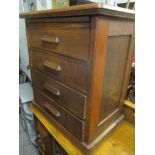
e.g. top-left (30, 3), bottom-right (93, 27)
top-left (19, 0), bottom-right (29, 71)
top-left (19, 0), bottom-right (53, 72)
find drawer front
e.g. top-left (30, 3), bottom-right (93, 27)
top-left (33, 88), bottom-right (84, 141)
top-left (30, 49), bottom-right (88, 93)
top-left (27, 23), bottom-right (90, 61)
top-left (31, 70), bottom-right (86, 119)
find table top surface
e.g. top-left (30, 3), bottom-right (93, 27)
top-left (29, 104), bottom-right (135, 155)
top-left (20, 3), bottom-right (135, 19)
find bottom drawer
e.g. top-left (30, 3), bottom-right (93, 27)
top-left (33, 88), bottom-right (84, 141)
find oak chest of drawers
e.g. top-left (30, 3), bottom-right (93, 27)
top-left (20, 3), bottom-right (135, 151)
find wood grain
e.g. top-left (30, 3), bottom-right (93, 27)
top-left (26, 16), bottom-right (90, 23)
top-left (33, 89), bottom-right (85, 141)
top-left (99, 35), bottom-right (130, 121)
top-left (22, 5), bottom-right (135, 150)
top-left (27, 23), bottom-right (90, 61)
top-left (85, 16), bottom-right (109, 143)
top-left (20, 3), bottom-right (135, 19)
top-left (30, 104), bottom-right (134, 155)
top-left (32, 70), bottom-right (87, 119)
top-left (30, 48), bottom-right (89, 93)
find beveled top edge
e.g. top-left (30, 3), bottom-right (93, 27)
top-left (19, 3), bottom-right (135, 19)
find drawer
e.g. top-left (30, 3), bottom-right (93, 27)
top-left (30, 49), bottom-right (88, 93)
top-left (27, 23), bottom-right (90, 61)
top-left (33, 88), bottom-right (84, 141)
top-left (31, 70), bottom-right (86, 119)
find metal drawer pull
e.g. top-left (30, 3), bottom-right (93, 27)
top-left (44, 103), bottom-right (60, 118)
top-left (40, 35), bottom-right (60, 44)
top-left (43, 83), bottom-right (60, 96)
top-left (43, 61), bottom-right (61, 72)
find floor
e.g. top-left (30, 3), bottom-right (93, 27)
top-left (19, 115), bottom-right (39, 155)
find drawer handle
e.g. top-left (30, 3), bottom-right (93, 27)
top-left (43, 61), bottom-right (61, 72)
top-left (43, 83), bottom-right (60, 96)
top-left (44, 103), bottom-right (60, 118)
top-left (40, 35), bottom-right (60, 44)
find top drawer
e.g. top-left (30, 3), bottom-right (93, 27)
top-left (26, 23), bottom-right (90, 61)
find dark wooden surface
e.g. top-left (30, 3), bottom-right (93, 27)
top-left (22, 4), bottom-right (135, 151)
top-left (99, 35), bottom-right (130, 120)
top-left (30, 48), bottom-right (89, 93)
top-left (26, 23), bottom-right (90, 61)
top-left (85, 16), bottom-right (109, 143)
top-left (33, 88), bottom-right (84, 141)
top-left (32, 70), bottom-right (86, 119)
top-left (26, 16), bottom-right (90, 23)
top-left (124, 106), bottom-right (135, 125)
top-left (20, 3), bottom-right (135, 19)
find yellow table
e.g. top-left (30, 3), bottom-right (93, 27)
top-left (29, 104), bottom-right (134, 155)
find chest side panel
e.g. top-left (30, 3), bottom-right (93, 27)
top-left (97, 18), bottom-right (135, 133)
top-left (85, 17), bottom-right (134, 144)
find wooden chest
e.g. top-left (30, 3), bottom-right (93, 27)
top-left (20, 3), bottom-right (135, 150)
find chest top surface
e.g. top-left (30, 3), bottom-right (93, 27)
top-left (19, 3), bottom-right (135, 19)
